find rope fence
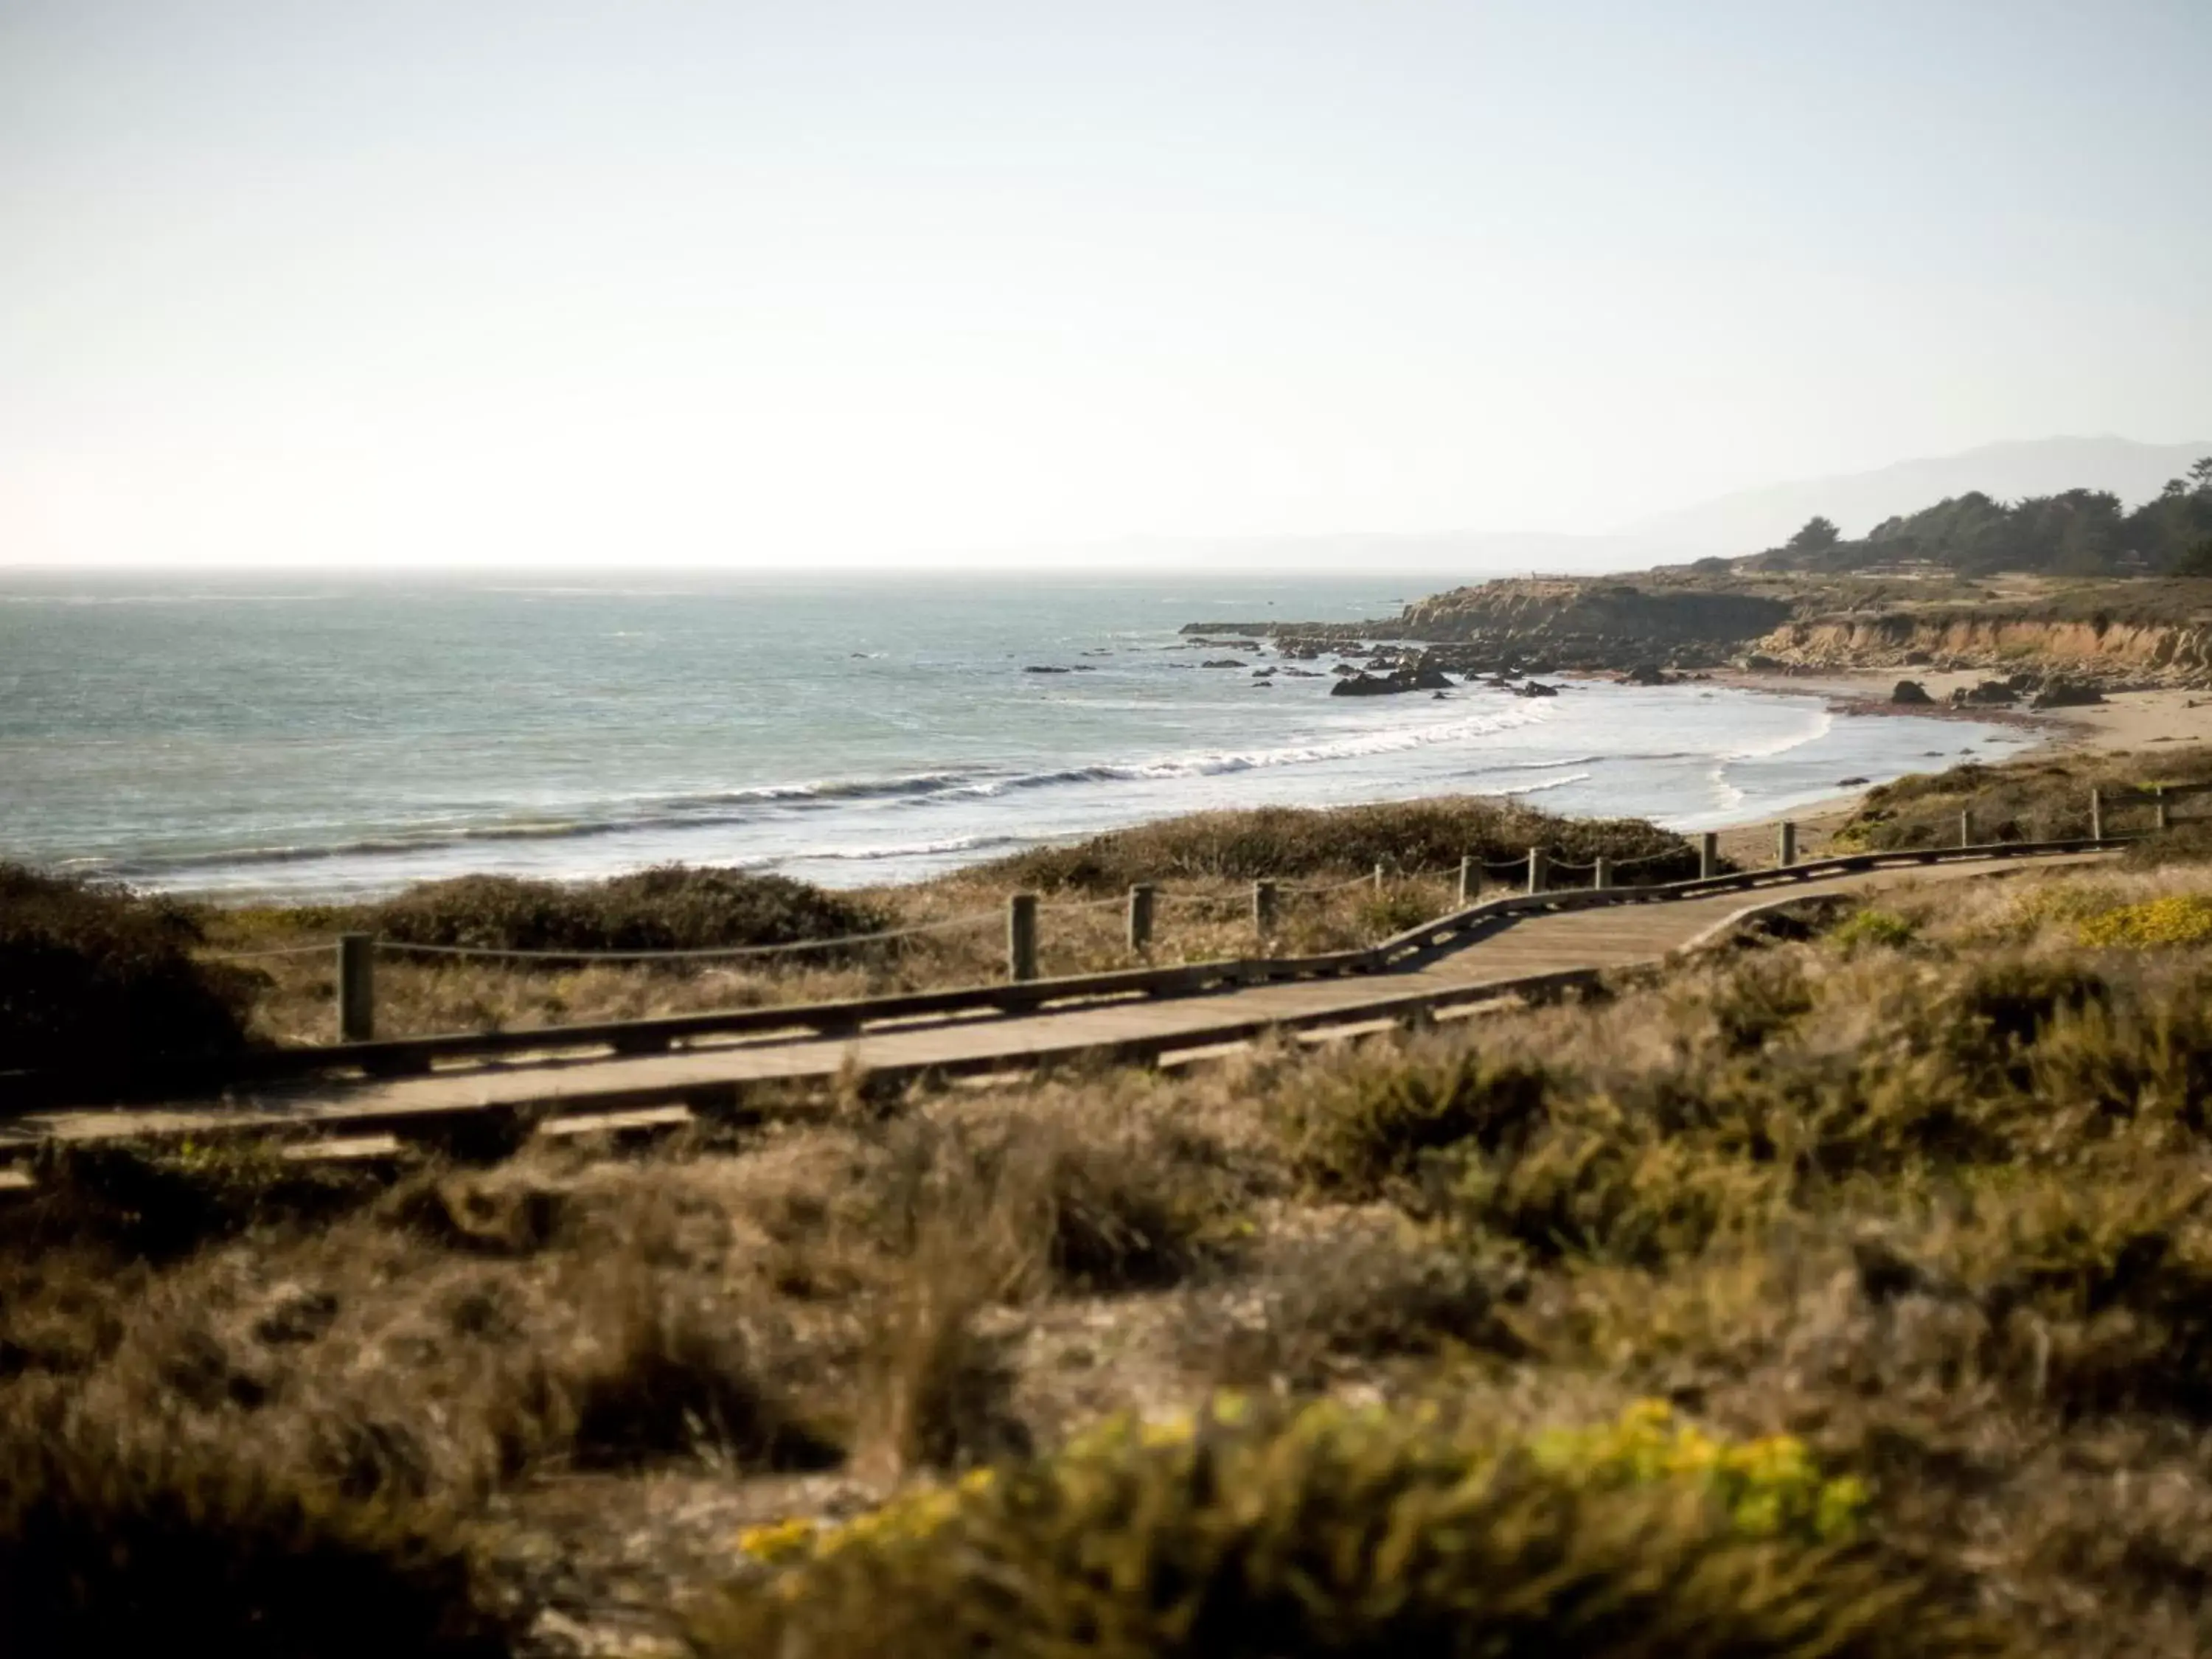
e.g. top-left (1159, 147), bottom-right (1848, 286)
top-left (204, 941), bottom-right (344, 964)
top-left (367, 909), bottom-right (1002, 964)
top-left (232, 783), bottom-right (2191, 1044)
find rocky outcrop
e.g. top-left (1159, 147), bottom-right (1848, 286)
top-left (1200, 658), bottom-right (1248, 669)
top-left (1890, 681), bottom-right (1934, 705)
top-left (2031, 680), bottom-right (2106, 709)
top-left (1192, 575), bottom-right (2212, 688)
top-left (1950, 680), bottom-right (2016, 707)
top-left (1330, 664), bottom-right (1455, 698)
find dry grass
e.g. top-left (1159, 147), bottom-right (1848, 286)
top-left (210, 872), bottom-right (1480, 1044)
top-left (1835, 743), bottom-right (2212, 849)
top-left (191, 795), bottom-right (1694, 1044)
top-left (32, 768), bottom-right (2212, 1651)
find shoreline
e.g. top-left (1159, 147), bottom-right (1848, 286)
top-left (64, 675), bottom-right (2211, 910)
top-left (1704, 671), bottom-right (2212, 864)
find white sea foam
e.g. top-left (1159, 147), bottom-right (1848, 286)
top-left (1498, 771), bottom-right (1594, 797)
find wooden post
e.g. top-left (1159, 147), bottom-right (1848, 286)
top-left (1458, 855), bottom-right (1478, 906)
top-left (2090, 787), bottom-right (2104, 841)
top-left (337, 933), bottom-right (375, 1043)
top-left (1007, 893), bottom-right (1039, 983)
top-left (1373, 860), bottom-right (1385, 895)
top-left (1526, 847), bottom-right (1549, 894)
top-left (2156, 785), bottom-right (2170, 832)
top-left (1699, 831), bottom-right (1719, 880)
top-left (1593, 855), bottom-right (1613, 890)
top-left (1126, 883), bottom-right (1155, 953)
top-left (1960, 808), bottom-right (1974, 848)
top-left (1252, 879), bottom-right (1279, 939)
top-left (1777, 821), bottom-right (1798, 868)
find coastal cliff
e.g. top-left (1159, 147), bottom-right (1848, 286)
top-left (1190, 575), bottom-right (2212, 686)
top-left (1752, 583), bottom-right (2212, 679)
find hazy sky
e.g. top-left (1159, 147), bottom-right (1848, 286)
top-left (4, 1), bottom-right (2208, 567)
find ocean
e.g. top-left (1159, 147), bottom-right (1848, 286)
top-left (0, 569), bottom-right (2035, 902)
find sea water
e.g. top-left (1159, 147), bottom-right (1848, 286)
top-left (0, 569), bottom-right (2035, 902)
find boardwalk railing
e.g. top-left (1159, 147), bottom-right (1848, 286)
top-left (0, 813), bottom-right (2146, 1114)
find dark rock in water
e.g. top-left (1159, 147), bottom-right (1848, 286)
top-left (1331, 673), bottom-right (1398, 698)
top-left (1514, 680), bottom-right (1559, 698)
top-left (1251, 666), bottom-right (1277, 678)
top-left (1071, 664), bottom-right (1096, 672)
top-left (1619, 663), bottom-right (1671, 686)
top-left (1201, 658), bottom-right (1248, 669)
top-left (1280, 667), bottom-right (1321, 678)
top-left (1329, 662), bottom-right (1360, 675)
top-left (1950, 680), bottom-right (2014, 707)
top-left (2031, 680), bottom-right (2105, 709)
top-left (1023, 665), bottom-right (1071, 674)
top-left (1837, 776), bottom-right (1870, 786)
top-left (1889, 680), bottom-right (1935, 705)
top-left (1329, 663), bottom-right (1455, 698)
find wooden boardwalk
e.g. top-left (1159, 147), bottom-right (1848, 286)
top-left (1, 852), bottom-right (2106, 1155)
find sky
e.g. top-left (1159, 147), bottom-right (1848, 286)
top-left (2, 0), bottom-right (2208, 568)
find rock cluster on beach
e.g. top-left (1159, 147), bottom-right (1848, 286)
top-left (1329, 662), bottom-right (1455, 697)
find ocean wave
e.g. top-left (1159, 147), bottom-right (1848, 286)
top-left (1704, 709), bottom-right (1838, 814)
top-left (90, 709), bottom-right (1553, 882)
top-left (1498, 771), bottom-right (1593, 797)
top-left (1722, 710), bottom-right (1834, 761)
top-left (787, 834), bottom-right (1028, 863)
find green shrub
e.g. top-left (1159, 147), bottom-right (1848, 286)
top-left (1440, 1118), bottom-right (1790, 1267)
top-left (0, 864), bottom-right (253, 1071)
top-left (983, 797), bottom-right (1699, 892)
top-left (1829, 908), bottom-right (1918, 952)
top-left (1283, 1049), bottom-right (1554, 1197)
top-left (2076, 894), bottom-right (2212, 948)
top-left (701, 1396), bottom-right (1990, 1659)
top-left (1835, 747), bottom-right (2212, 852)
top-left (361, 863), bottom-right (888, 955)
top-left (1909, 1168), bottom-right (2212, 1421)
top-left (0, 1413), bottom-right (512, 1659)
top-left (11, 1141), bottom-right (392, 1263)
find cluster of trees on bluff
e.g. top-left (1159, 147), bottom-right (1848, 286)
top-left (1741, 456), bottom-right (2212, 578)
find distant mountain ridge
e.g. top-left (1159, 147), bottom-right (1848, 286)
top-left (1623, 436), bottom-right (2212, 557)
top-left (1077, 437), bottom-right (2212, 576)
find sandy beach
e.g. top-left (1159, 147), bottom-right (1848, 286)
top-left (1708, 670), bottom-right (2212, 865)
